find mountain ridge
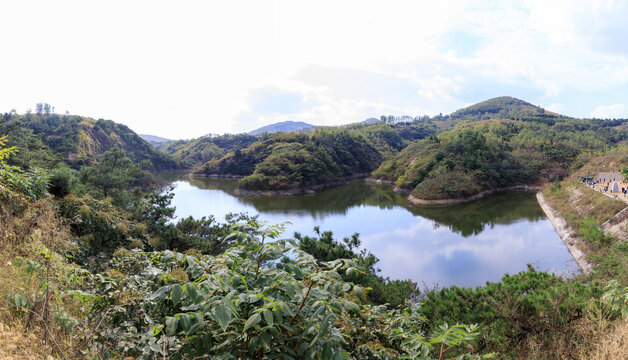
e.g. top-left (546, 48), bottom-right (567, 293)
top-left (248, 120), bottom-right (315, 135)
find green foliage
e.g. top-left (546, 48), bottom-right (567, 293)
top-left (20, 112), bottom-right (179, 170)
top-left (80, 148), bottom-right (146, 201)
top-left (79, 224), bottom-right (488, 359)
top-left (622, 165), bottom-right (628, 180)
top-left (197, 129), bottom-right (383, 191)
top-left (158, 133), bottom-right (258, 168)
top-left (579, 216), bottom-right (612, 248)
top-left (449, 96), bottom-right (548, 121)
top-left (373, 111), bottom-right (627, 200)
top-left (0, 164), bottom-right (49, 210)
top-left (0, 112), bottom-right (61, 169)
top-left (48, 164), bottom-right (84, 198)
top-left (58, 194), bottom-right (148, 266)
top-left (602, 280), bottom-right (628, 318)
top-left (373, 129), bottom-right (533, 200)
top-left (550, 177), bottom-right (562, 193)
top-left (418, 266), bottom-right (602, 355)
top-left (0, 134), bottom-right (18, 163)
top-left (295, 228), bottom-right (417, 308)
top-left (0, 131), bottom-right (48, 209)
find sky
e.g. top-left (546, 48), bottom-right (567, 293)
top-left (2, 0), bottom-right (628, 139)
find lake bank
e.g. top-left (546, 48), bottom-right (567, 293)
top-left (405, 184), bottom-right (542, 206)
top-left (231, 173), bottom-right (371, 196)
top-left (536, 191), bottom-right (593, 274)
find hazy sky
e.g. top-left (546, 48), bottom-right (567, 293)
top-left (2, 0), bottom-right (628, 139)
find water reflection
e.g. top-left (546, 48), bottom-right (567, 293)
top-left (157, 173), bottom-right (577, 287)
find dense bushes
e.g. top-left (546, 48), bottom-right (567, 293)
top-left (157, 133), bottom-right (259, 167)
top-left (79, 224), bottom-right (491, 360)
top-left (197, 129), bottom-right (382, 191)
top-left (373, 130), bottom-right (534, 199)
top-left (418, 267), bottom-right (604, 357)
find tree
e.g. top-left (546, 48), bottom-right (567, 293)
top-left (80, 148), bottom-right (142, 198)
top-left (0, 135), bottom-right (17, 164)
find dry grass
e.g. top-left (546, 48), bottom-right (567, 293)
top-left (580, 319), bottom-right (628, 360)
top-left (0, 200), bottom-right (82, 360)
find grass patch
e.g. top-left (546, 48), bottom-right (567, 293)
top-left (543, 178), bottom-right (628, 285)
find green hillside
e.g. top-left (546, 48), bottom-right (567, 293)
top-left (157, 134), bottom-right (258, 168)
top-left (372, 103), bottom-right (628, 200)
top-left (17, 113), bottom-right (179, 170)
top-left (450, 96), bottom-right (558, 120)
top-left (194, 129), bottom-right (382, 192)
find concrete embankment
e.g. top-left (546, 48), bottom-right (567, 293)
top-left (536, 192), bottom-right (593, 274)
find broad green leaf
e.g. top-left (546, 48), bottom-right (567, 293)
top-left (179, 313), bottom-right (192, 332)
top-left (243, 312), bottom-right (262, 332)
top-left (342, 301), bottom-right (360, 314)
top-left (353, 285), bottom-right (363, 298)
top-left (165, 316), bottom-right (178, 335)
top-left (186, 284), bottom-right (197, 302)
top-left (152, 324), bottom-right (164, 336)
top-left (263, 309), bottom-right (273, 326)
top-left (322, 342), bottom-right (333, 360)
top-left (171, 284), bottom-right (183, 307)
top-left (215, 303), bottom-right (231, 330)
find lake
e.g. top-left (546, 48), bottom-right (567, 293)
top-left (157, 172), bottom-right (578, 288)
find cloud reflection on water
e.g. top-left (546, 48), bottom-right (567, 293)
top-left (164, 176), bottom-right (577, 288)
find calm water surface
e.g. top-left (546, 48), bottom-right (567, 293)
top-left (157, 172), bottom-right (578, 287)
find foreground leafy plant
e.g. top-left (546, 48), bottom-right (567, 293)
top-left (602, 280), bottom-right (628, 319)
top-left (81, 222), bottom-right (491, 359)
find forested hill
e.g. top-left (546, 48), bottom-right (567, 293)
top-left (372, 101), bottom-right (628, 200)
top-left (10, 113), bottom-right (179, 170)
top-left (194, 129), bottom-right (382, 192)
top-left (156, 134), bottom-right (259, 168)
top-left (449, 96), bottom-right (561, 120)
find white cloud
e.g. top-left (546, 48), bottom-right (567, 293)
top-left (2, 0), bottom-right (628, 138)
top-left (546, 103), bottom-right (566, 114)
top-left (590, 104), bottom-right (627, 119)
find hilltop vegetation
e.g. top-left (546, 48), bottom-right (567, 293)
top-left (372, 98), bottom-right (628, 201)
top-left (195, 129), bottom-right (382, 192)
top-left (449, 96), bottom-right (555, 120)
top-left (372, 130), bottom-right (534, 200)
top-left (157, 133), bottom-right (258, 168)
top-left (161, 96), bottom-right (628, 200)
top-left (1, 109), bottom-right (179, 170)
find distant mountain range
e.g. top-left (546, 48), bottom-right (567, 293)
top-left (139, 134), bottom-right (173, 146)
top-left (248, 121), bottom-right (315, 135)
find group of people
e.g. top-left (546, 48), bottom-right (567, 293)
top-left (580, 174), bottom-right (627, 199)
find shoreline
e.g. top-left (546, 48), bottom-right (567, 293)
top-left (405, 185), bottom-right (541, 206)
top-left (232, 173), bottom-right (371, 196)
top-left (191, 173), bottom-right (245, 179)
top-left (536, 192), bottom-right (593, 274)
